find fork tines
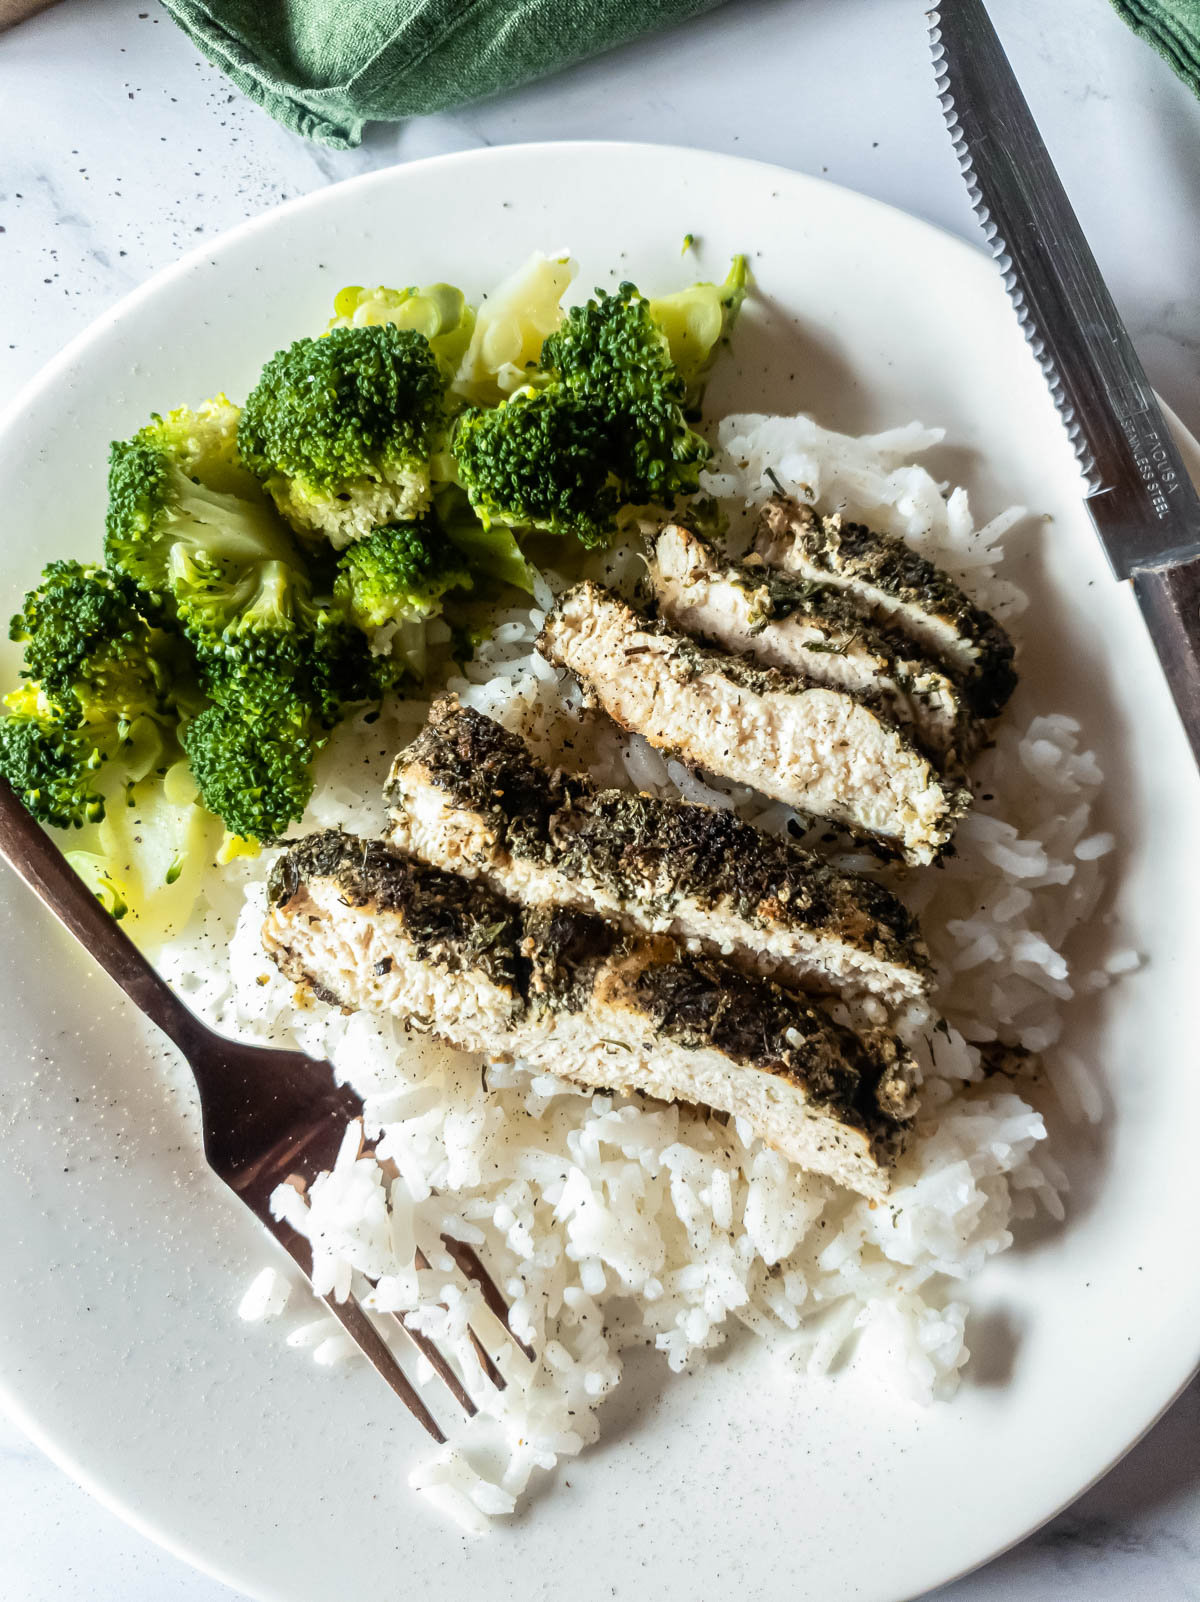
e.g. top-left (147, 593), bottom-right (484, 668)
top-left (263, 1208), bottom-right (529, 1445)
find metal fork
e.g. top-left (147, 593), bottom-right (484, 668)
top-left (0, 778), bottom-right (530, 1444)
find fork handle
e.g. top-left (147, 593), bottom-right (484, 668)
top-left (0, 778), bottom-right (204, 1055)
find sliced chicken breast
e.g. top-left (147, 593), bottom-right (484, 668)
top-left (648, 522), bottom-right (981, 768)
top-left (386, 699), bottom-right (933, 1006)
top-left (536, 581), bottom-right (970, 865)
top-left (755, 496), bottom-right (1017, 718)
top-left (262, 830), bottom-right (918, 1198)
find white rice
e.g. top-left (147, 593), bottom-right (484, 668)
top-left (236, 1266), bottom-right (291, 1323)
top-left (158, 412), bottom-right (1121, 1529)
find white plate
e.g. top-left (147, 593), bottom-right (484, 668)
top-left (0, 142), bottom-right (1198, 1602)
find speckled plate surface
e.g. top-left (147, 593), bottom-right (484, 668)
top-left (0, 143), bottom-right (1198, 1602)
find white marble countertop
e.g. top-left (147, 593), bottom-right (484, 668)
top-left (1, 0), bottom-right (1199, 1596)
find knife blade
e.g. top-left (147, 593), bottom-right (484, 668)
top-left (929, 0), bottom-right (1200, 763)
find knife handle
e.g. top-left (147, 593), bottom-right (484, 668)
top-left (1132, 557), bottom-right (1200, 767)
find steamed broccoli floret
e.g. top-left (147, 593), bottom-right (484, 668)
top-left (179, 565), bottom-right (388, 838)
top-left (301, 614), bottom-right (395, 726)
top-left (10, 560), bottom-right (157, 707)
top-left (452, 390), bottom-right (618, 547)
top-left (184, 582), bottom-right (389, 841)
top-left (171, 556), bottom-right (352, 691)
top-left (105, 406), bottom-right (366, 696)
top-left (105, 408), bottom-right (299, 614)
top-left (0, 563), bottom-right (178, 829)
top-left (182, 680), bottom-right (316, 842)
top-left (452, 283), bottom-right (713, 547)
top-left (8, 561), bottom-right (176, 731)
top-left (539, 282), bottom-right (711, 505)
top-left (181, 644), bottom-right (382, 841)
top-left (174, 559), bottom-right (309, 669)
top-left (238, 324), bottom-right (448, 549)
top-left (334, 522), bottom-right (472, 632)
top-left (132, 394), bottom-right (262, 498)
top-left (179, 561), bottom-right (393, 730)
top-left (0, 701), bottom-right (108, 830)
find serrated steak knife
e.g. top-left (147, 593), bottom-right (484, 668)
top-left (929, 0), bottom-right (1200, 764)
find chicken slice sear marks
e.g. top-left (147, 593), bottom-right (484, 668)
top-left (536, 581), bottom-right (970, 866)
top-left (755, 496), bottom-right (1016, 719)
top-left (262, 830), bottom-right (918, 1198)
top-left (386, 698), bottom-right (933, 1006)
top-left (648, 522), bottom-right (982, 769)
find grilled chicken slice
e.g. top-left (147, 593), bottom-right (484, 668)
top-left (262, 831), bottom-right (917, 1197)
top-left (647, 523), bottom-right (980, 769)
top-left (755, 497), bottom-right (1017, 718)
top-left (536, 581), bottom-right (970, 866)
top-left (386, 699), bottom-right (933, 1006)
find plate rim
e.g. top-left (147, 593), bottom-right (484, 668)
top-left (0, 136), bottom-right (1197, 1602)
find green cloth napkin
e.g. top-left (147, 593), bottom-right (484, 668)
top-left (1109, 0), bottom-right (1200, 95)
top-left (159, 0), bottom-right (725, 149)
top-left (160, 0), bottom-right (1200, 152)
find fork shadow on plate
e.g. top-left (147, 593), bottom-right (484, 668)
top-left (503, 1337), bottom-right (678, 1520)
top-left (507, 1313), bottom-right (764, 1521)
top-left (958, 1306), bottom-right (1025, 1390)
